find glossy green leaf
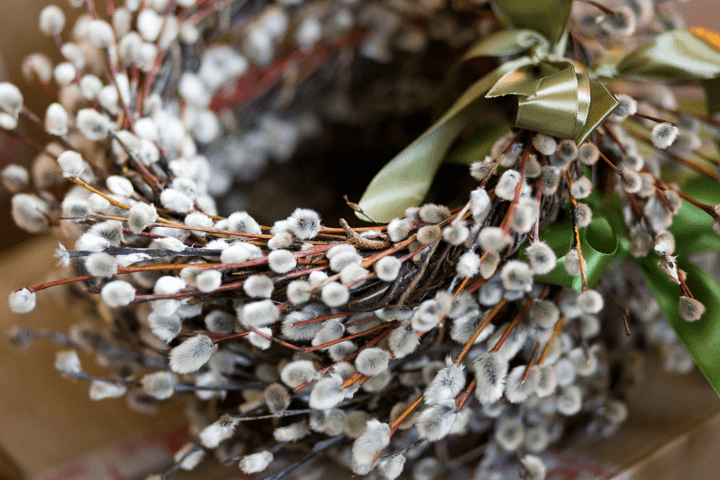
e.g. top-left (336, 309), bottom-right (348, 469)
top-left (523, 212), bottom-right (619, 292)
top-left (357, 58), bottom-right (530, 222)
top-left (445, 121), bottom-right (514, 166)
top-left (670, 176), bottom-right (720, 256)
top-left (636, 256), bottom-right (720, 399)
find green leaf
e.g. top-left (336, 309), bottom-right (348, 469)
top-left (636, 256), bottom-right (720, 399)
top-left (670, 176), bottom-right (720, 256)
top-left (522, 211), bottom-right (619, 292)
top-left (445, 121), bottom-right (514, 166)
top-left (357, 58), bottom-right (530, 223)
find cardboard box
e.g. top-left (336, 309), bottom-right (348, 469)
top-left (1, 237), bottom-right (719, 479)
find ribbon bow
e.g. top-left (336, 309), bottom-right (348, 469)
top-left (357, 0), bottom-right (617, 222)
top-left (357, 2), bottom-right (720, 223)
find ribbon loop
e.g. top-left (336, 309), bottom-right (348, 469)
top-left (490, 0), bottom-right (573, 48)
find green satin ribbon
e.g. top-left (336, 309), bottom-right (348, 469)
top-left (524, 213), bottom-right (619, 292)
top-left (491, 0), bottom-right (573, 48)
top-left (616, 29), bottom-right (720, 81)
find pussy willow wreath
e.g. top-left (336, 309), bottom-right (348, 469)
top-left (4, 1), bottom-right (720, 479)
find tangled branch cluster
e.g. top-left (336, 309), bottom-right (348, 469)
top-left (2, 1), bottom-right (719, 479)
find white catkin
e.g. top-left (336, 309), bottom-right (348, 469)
top-left (196, 269), bottom-right (222, 292)
top-left (244, 275), bottom-right (274, 298)
top-left (355, 347), bottom-right (391, 376)
top-left (200, 416), bottom-right (237, 449)
top-left (374, 256), bottom-right (402, 282)
top-left (169, 334), bottom-right (217, 374)
top-left (309, 374), bottom-right (345, 410)
top-left (388, 324), bottom-right (420, 358)
top-left (141, 371), bottom-right (175, 400)
top-left (495, 417), bottom-right (525, 451)
top-left (679, 296), bottom-right (705, 322)
top-left (240, 299), bottom-right (279, 327)
top-left (89, 381), bottom-right (127, 400)
top-left (286, 280), bottom-right (311, 304)
top-left (424, 360), bottom-right (465, 405)
top-left (651, 123), bottom-right (679, 149)
top-left (280, 360), bottom-right (319, 388)
top-left (100, 280), bottom-right (136, 307)
top-left (351, 419), bottom-right (390, 474)
top-left (322, 282), bottom-right (349, 307)
top-left (387, 218), bottom-right (412, 242)
top-left (8, 288), bottom-right (37, 314)
top-left (456, 251), bottom-right (480, 278)
top-left (268, 249), bottom-right (297, 273)
top-left (495, 170), bottom-right (521, 201)
top-left (474, 352), bottom-right (509, 405)
top-left (264, 383), bottom-right (290, 415)
top-left (57, 151), bottom-right (85, 178)
top-left (533, 134), bottom-right (557, 155)
top-left (416, 400), bottom-right (459, 442)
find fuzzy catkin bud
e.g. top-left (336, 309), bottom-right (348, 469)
top-left (309, 374), bottom-right (345, 410)
top-left (388, 323), bottom-right (420, 358)
top-left (479, 226), bottom-right (511, 252)
top-left (85, 252), bottom-right (118, 277)
top-left (322, 282), bottom-right (349, 307)
top-left (264, 383), bottom-right (290, 416)
top-left (89, 381), bottom-right (127, 400)
top-left (533, 134), bottom-right (557, 155)
top-left (387, 218), bottom-right (412, 242)
top-left (8, 288), bottom-right (36, 314)
top-left (525, 241), bottom-right (557, 275)
top-left (196, 269), bottom-right (222, 292)
top-left (268, 249), bottom-right (296, 273)
top-left (571, 176), bottom-right (592, 199)
top-left (141, 371), bottom-right (175, 400)
top-left (351, 419), bottom-right (390, 474)
top-left (240, 299), bottom-right (279, 327)
top-left (679, 296), bottom-right (705, 322)
top-left (280, 360), bottom-right (318, 388)
top-left (374, 256), bottom-right (401, 282)
top-left (474, 352), bottom-right (509, 405)
top-left (88, 20), bottom-right (115, 48)
top-left (456, 251), bottom-right (480, 278)
top-left (651, 123), bottom-right (679, 149)
top-left (416, 400), bottom-right (459, 442)
top-left (495, 417), bottom-right (524, 451)
top-left (577, 289), bottom-right (604, 314)
top-left (355, 347), bottom-right (391, 376)
top-left (39, 6), bottom-right (66, 36)
top-left (57, 151), bottom-right (85, 178)
top-left (564, 248), bottom-right (584, 277)
top-left (289, 208), bottom-right (321, 239)
top-left (169, 334), bottom-right (217, 374)
top-left (495, 170), bottom-right (520, 201)
top-left (578, 143), bottom-right (599, 165)
top-left (417, 225), bottom-right (441, 244)
top-left (128, 203), bottom-right (159, 234)
top-left (101, 280), bottom-right (136, 307)
top-left (45, 103), bottom-right (68, 136)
